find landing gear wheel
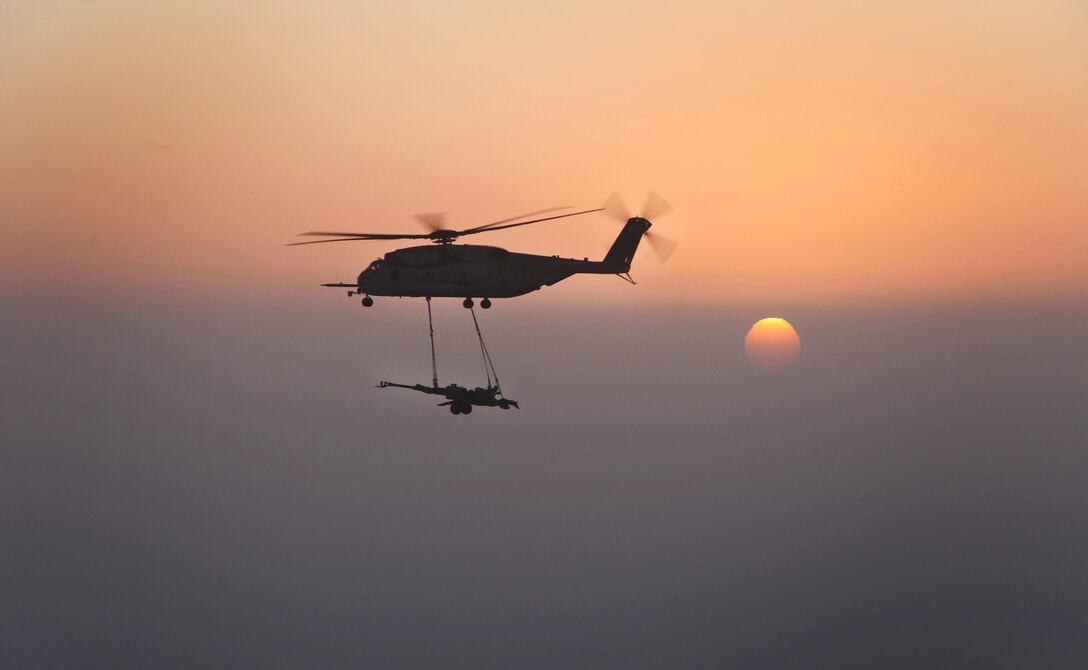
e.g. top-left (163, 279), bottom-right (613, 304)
top-left (361, 296), bottom-right (373, 307)
top-left (481, 298), bottom-right (492, 309)
top-left (463, 298), bottom-right (474, 309)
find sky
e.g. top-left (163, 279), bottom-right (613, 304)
top-left (1, 0), bottom-right (1086, 305)
top-left (2, 1), bottom-right (1087, 668)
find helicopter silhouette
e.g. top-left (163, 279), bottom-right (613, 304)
top-left (289, 193), bottom-right (675, 308)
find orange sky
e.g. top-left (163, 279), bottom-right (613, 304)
top-left (2, 0), bottom-right (1085, 305)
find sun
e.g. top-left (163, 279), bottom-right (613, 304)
top-left (745, 318), bottom-right (801, 369)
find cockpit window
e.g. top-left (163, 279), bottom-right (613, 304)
top-left (367, 260), bottom-right (382, 272)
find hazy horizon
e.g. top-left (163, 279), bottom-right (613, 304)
top-left (5, 297), bottom-right (1087, 667)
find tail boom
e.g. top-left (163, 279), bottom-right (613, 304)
top-left (600, 217), bottom-right (651, 273)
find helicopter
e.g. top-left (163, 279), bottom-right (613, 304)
top-left (289, 193), bottom-right (675, 308)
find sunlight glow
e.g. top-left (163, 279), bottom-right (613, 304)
top-left (745, 318), bottom-right (801, 369)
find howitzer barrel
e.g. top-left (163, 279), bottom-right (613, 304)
top-left (376, 380), bottom-right (416, 390)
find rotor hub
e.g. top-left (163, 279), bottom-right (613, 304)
top-left (430, 230), bottom-right (459, 244)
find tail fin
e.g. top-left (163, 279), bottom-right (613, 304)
top-left (602, 218), bottom-right (651, 272)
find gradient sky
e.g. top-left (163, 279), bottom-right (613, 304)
top-left (2, 0), bottom-right (1086, 305)
top-left (4, 3), bottom-right (1088, 668)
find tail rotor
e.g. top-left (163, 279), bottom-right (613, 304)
top-left (603, 192), bottom-right (677, 262)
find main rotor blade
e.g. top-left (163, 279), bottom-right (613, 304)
top-left (461, 206), bottom-right (572, 234)
top-left (291, 204), bottom-right (608, 246)
top-left (645, 231), bottom-right (677, 262)
top-left (414, 212), bottom-right (447, 232)
top-left (285, 236), bottom-right (409, 245)
top-left (296, 231), bottom-right (427, 238)
top-left (289, 233), bottom-right (433, 246)
top-left (458, 208), bottom-right (605, 236)
top-left (642, 191), bottom-right (672, 221)
top-left (602, 192), bottom-right (630, 222)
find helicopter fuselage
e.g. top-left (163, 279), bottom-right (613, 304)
top-left (357, 245), bottom-right (614, 299)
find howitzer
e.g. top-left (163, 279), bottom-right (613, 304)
top-left (377, 381), bottom-right (519, 415)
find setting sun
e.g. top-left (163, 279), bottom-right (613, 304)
top-left (745, 317), bottom-right (801, 369)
